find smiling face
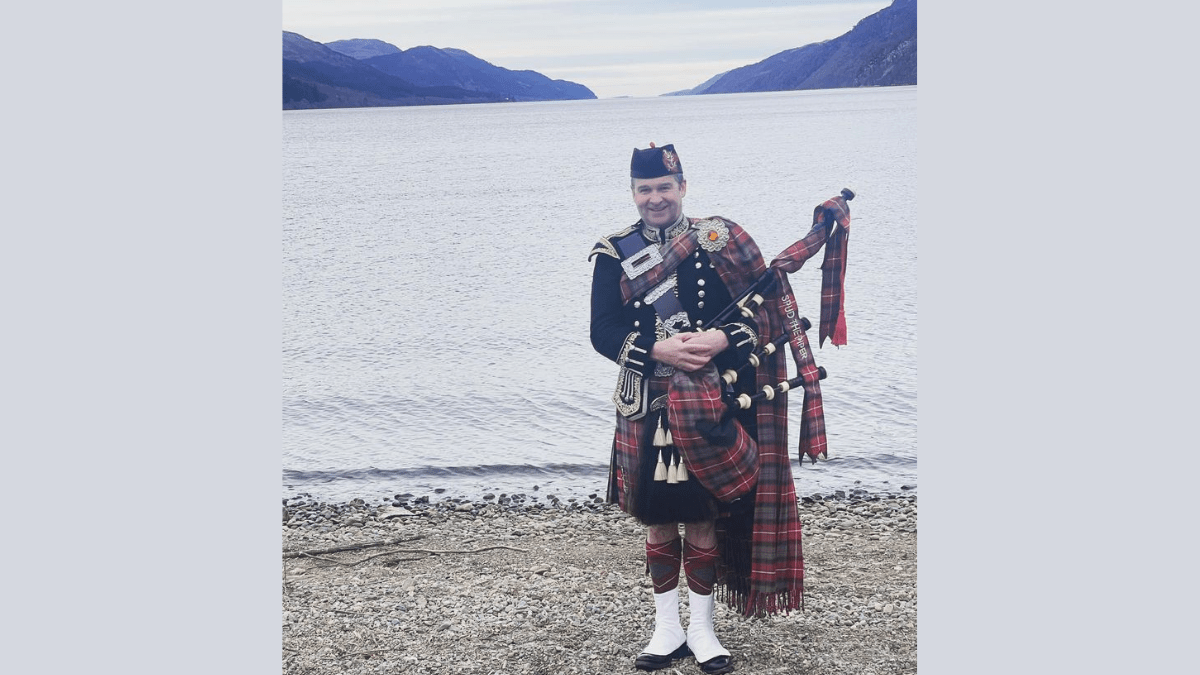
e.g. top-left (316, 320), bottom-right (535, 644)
top-left (632, 175), bottom-right (687, 229)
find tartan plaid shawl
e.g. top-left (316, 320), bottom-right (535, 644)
top-left (612, 210), bottom-right (849, 616)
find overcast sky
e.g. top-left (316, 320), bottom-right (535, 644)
top-left (282, 0), bottom-right (894, 99)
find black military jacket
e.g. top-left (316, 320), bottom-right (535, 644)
top-left (589, 217), bottom-right (760, 420)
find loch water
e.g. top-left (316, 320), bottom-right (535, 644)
top-left (283, 86), bottom-right (917, 504)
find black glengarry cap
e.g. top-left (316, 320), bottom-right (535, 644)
top-left (630, 142), bottom-right (682, 179)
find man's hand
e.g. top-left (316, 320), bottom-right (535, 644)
top-left (650, 330), bottom-right (729, 372)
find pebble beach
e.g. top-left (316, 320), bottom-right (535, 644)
top-left (282, 491), bottom-right (917, 675)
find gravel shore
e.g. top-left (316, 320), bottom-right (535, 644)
top-left (282, 492), bottom-right (916, 674)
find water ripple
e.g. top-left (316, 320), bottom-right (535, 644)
top-left (284, 88), bottom-right (917, 503)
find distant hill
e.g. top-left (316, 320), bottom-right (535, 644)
top-left (282, 32), bottom-right (595, 110)
top-left (676, 0), bottom-right (916, 96)
top-left (662, 71), bottom-right (730, 97)
top-left (363, 46), bottom-right (595, 102)
top-left (324, 38), bottom-right (403, 60)
top-left (283, 32), bottom-right (503, 109)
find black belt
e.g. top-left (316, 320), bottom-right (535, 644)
top-left (616, 233), bottom-right (689, 328)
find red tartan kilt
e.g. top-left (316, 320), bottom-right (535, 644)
top-left (666, 364), bottom-right (759, 502)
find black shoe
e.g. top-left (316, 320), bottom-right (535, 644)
top-left (634, 643), bottom-right (692, 671)
top-left (697, 654), bottom-right (733, 675)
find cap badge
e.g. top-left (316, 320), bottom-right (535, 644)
top-left (662, 149), bottom-right (679, 172)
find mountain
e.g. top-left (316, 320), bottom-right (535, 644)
top-left (679, 0), bottom-right (916, 96)
top-left (283, 32), bottom-right (595, 109)
top-left (283, 32), bottom-right (504, 109)
top-left (363, 46), bottom-right (595, 102)
top-left (324, 38), bottom-right (403, 60)
top-left (662, 70), bottom-right (731, 97)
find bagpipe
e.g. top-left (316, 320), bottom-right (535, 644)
top-left (709, 188), bottom-right (854, 337)
top-left (704, 187), bottom-right (852, 413)
top-left (651, 189), bottom-right (854, 500)
top-left (719, 331), bottom-right (827, 410)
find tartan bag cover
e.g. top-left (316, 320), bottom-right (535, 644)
top-left (666, 363), bottom-right (759, 503)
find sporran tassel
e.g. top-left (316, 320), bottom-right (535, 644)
top-left (654, 446), bottom-right (669, 482)
top-left (653, 414), bottom-right (667, 447)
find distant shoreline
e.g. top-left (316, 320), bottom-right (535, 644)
top-left (282, 482), bottom-right (919, 510)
